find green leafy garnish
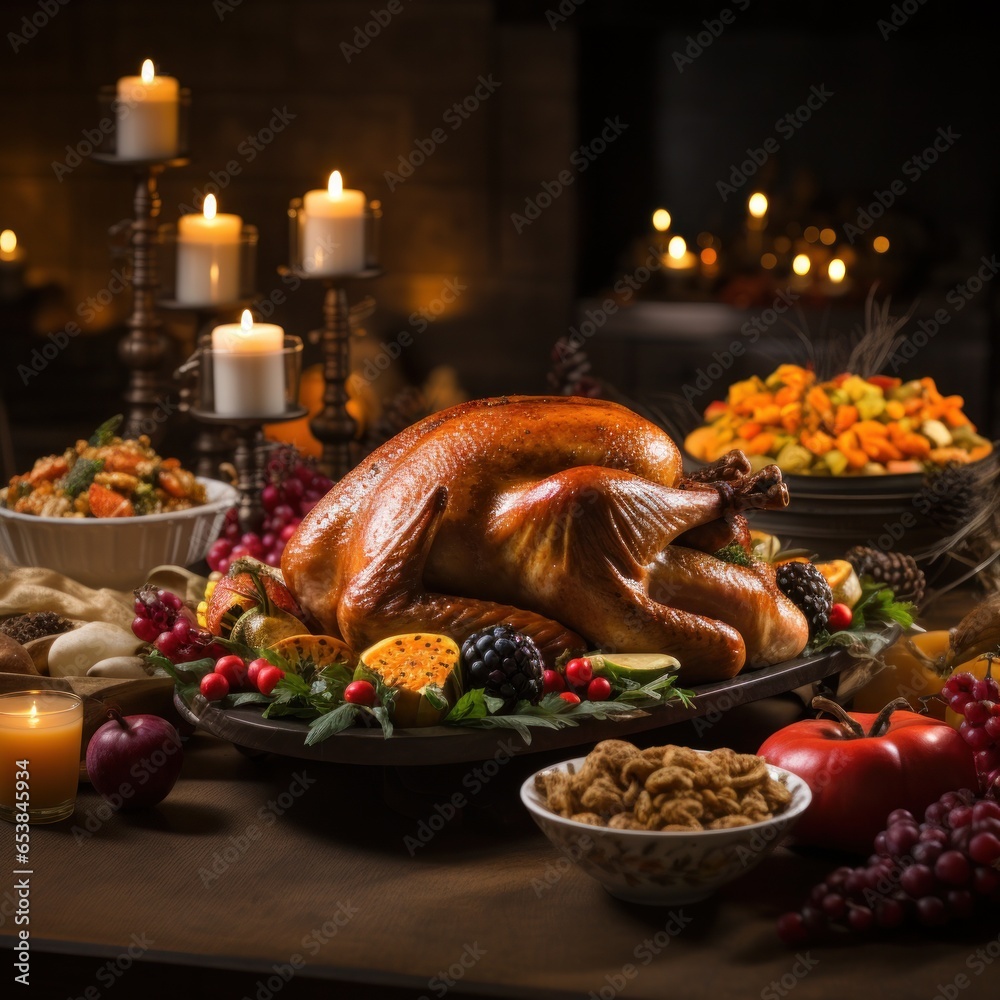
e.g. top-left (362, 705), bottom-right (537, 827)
top-left (713, 543), bottom-right (755, 568)
top-left (851, 579), bottom-right (916, 629)
top-left (441, 676), bottom-right (694, 745)
top-left (809, 579), bottom-right (914, 655)
top-left (62, 457), bottom-right (103, 499)
top-left (89, 414), bottom-right (123, 447)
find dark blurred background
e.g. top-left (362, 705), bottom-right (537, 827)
top-left (1, 0), bottom-right (997, 473)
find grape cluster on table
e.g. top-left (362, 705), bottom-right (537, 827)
top-left (132, 585), bottom-right (225, 664)
top-left (207, 449), bottom-right (333, 573)
top-left (779, 789), bottom-right (1000, 943)
top-left (943, 667), bottom-right (1000, 791)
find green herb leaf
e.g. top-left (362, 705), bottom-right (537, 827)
top-left (63, 457), bottom-right (104, 499)
top-left (230, 692), bottom-right (272, 707)
top-left (89, 415), bottom-right (123, 447)
top-left (304, 703), bottom-right (359, 745)
top-left (712, 543), bottom-right (755, 567)
top-left (444, 689), bottom-right (491, 724)
top-left (421, 683), bottom-right (448, 711)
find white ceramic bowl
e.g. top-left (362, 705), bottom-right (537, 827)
top-left (0, 478), bottom-right (238, 591)
top-left (521, 754), bottom-right (812, 905)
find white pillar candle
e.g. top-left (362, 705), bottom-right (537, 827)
top-left (176, 195), bottom-right (243, 305)
top-left (211, 310), bottom-right (286, 417)
top-left (116, 59), bottom-right (179, 160)
top-left (301, 170), bottom-right (366, 276)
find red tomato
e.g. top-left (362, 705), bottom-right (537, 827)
top-left (758, 698), bottom-right (979, 855)
top-left (256, 665), bottom-right (285, 696)
top-left (214, 654), bottom-right (247, 689)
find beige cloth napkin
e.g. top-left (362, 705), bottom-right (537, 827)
top-left (0, 562), bottom-right (134, 629)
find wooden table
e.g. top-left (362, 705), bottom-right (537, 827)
top-left (3, 692), bottom-right (999, 1000)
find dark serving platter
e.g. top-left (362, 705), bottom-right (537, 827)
top-left (173, 622), bottom-right (900, 765)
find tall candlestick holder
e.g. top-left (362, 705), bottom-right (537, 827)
top-left (94, 82), bottom-right (192, 443)
top-left (284, 196), bottom-right (382, 480)
top-left (180, 334), bottom-right (305, 532)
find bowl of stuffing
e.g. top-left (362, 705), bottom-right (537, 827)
top-left (0, 418), bottom-right (238, 591)
top-left (521, 741), bottom-right (812, 905)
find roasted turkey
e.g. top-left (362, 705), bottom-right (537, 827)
top-left (281, 396), bottom-right (809, 684)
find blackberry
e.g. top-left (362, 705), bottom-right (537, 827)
top-left (460, 624), bottom-right (544, 713)
top-left (845, 546), bottom-right (926, 607)
top-left (775, 562), bottom-right (834, 637)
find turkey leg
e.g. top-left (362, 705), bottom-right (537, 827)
top-left (338, 486), bottom-right (584, 661)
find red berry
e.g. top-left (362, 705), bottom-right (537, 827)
top-left (214, 654), bottom-right (247, 689)
top-left (559, 691), bottom-right (581, 705)
top-left (827, 603), bottom-right (853, 631)
top-left (200, 672), bottom-right (229, 701)
top-left (344, 680), bottom-right (378, 707)
top-left (564, 657), bottom-right (593, 687)
top-left (246, 657), bottom-right (270, 688)
top-left (542, 669), bottom-right (565, 694)
top-left (587, 677), bottom-right (612, 701)
top-left (256, 665), bottom-right (285, 696)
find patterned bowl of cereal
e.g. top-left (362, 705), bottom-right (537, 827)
top-left (0, 477), bottom-right (238, 592)
top-left (520, 742), bottom-right (812, 905)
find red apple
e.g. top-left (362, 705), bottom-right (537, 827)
top-left (85, 710), bottom-right (183, 810)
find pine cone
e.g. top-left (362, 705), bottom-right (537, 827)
top-left (547, 337), bottom-right (601, 398)
top-left (363, 386), bottom-right (429, 454)
top-left (919, 464), bottom-right (980, 532)
top-left (845, 546), bottom-right (926, 607)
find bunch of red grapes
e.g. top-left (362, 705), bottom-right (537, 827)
top-left (779, 788), bottom-right (1000, 943)
top-left (132, 585), bottom-right (225, 664)
top-left (207, 446), bottom-right (333, 573)
top-left (942, 663), bottom-right (1000, 793)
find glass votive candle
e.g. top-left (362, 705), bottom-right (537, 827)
top-left (195, 327), bottom-right (303, 419)
top-left (287, 193), bottom-right (381, 276)
top-left (0, 691), bottom-right (84, 825)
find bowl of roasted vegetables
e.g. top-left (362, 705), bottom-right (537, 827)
top-left (0, 418), bottom-right (238, 590)
top-left (684, 366), bottom-right (995, 559)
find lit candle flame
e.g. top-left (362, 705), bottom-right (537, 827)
top-left (652, 208), bottom-right (671, 232)
top-left (328, 170), bottom-right (343, 198)
top-left (0, 229), bottom-right (16, 254)
top-left (748, 193), bottom-right (768, 219)
top-left (667, 235), bottom-right (687, 260)
top-left (792, 253), bottom-right (811, 276)
top-left (141, 59), bottom-right (155, 85)
top-left (828, 258), bottom-right (846, 283)
top-left (240, 309), bottom-right (254, 332)
top-left (203, 194), bottom-right (217, 221)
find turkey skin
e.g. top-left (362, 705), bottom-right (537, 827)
top-left (281, 396), bottom-right (809, 684)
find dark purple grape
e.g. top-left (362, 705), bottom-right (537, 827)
top-left (969, 832), bottom-right (1000, 866)
top-left (875, 898), bottom-right (906, 928)
top-left (847, 905), bottom-right (874, 932)
top-left (887, 809), bottom-right (915, 826)
top-left (916, 896), bottom-right (947, 926)
top-left (131, 616), bottom-right (160, 643)
top-left (156, 631), bottom-right (180, 658)
top-left (777, 912), bottom-right (808, 946)
top-left (972, 800), bottom-right (1000, 823)
top-left (900, 864), bottom-right (935, 898)
top-left (949, 806), bottom-right (973, 829)
top-left (821, 894), bottom-right (846, 920)
top-left (972, 677), bottom-right (1000, 701)
top-left (885, 824), bottom-right (920, 856)
top-left (963, 701), bottom-right (991, 726)
top-left (912, 841), bottom-right (943, 866)
top-left (935, 850), bottom-right (971, 887)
